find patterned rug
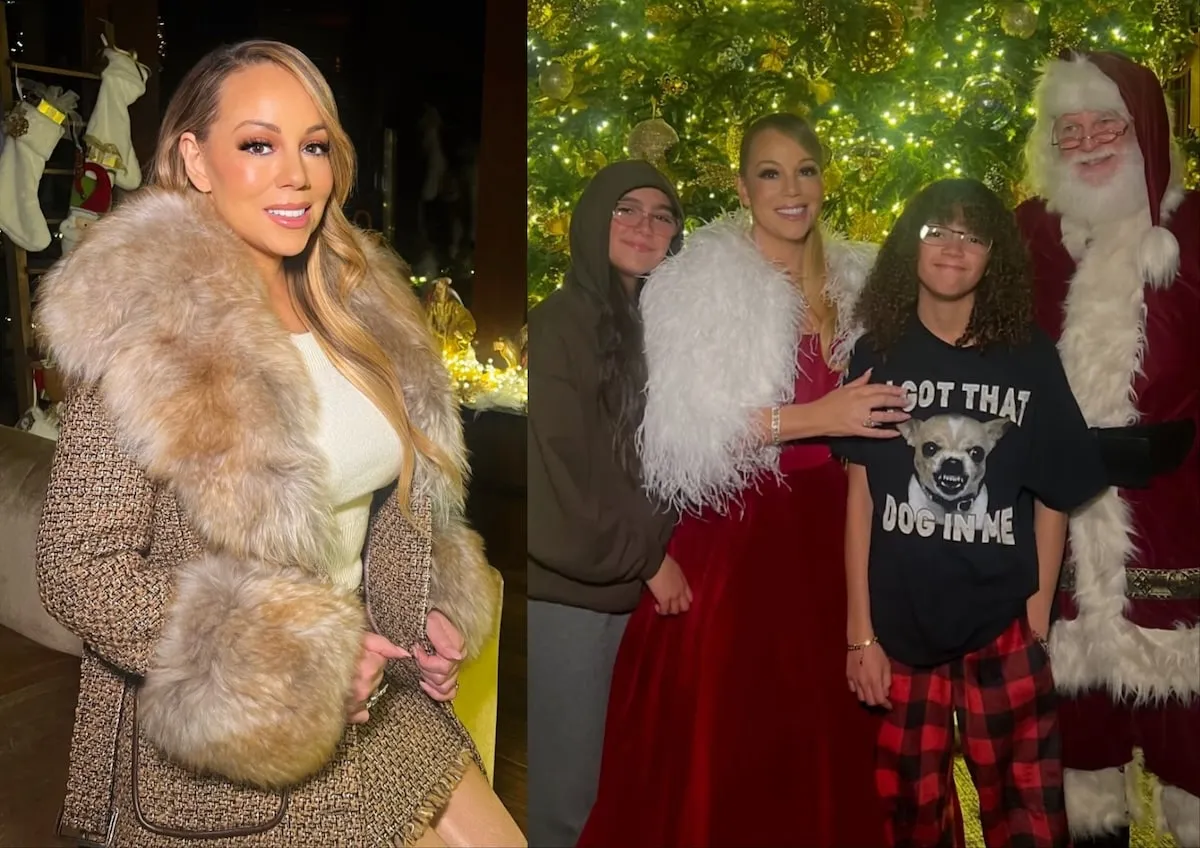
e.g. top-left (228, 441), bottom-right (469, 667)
top-left (953, 751), bottom-right (1176, 847)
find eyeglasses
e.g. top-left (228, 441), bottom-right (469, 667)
top-left (919, 223), bottom-right (992, 253)
top-left (613, 203), bottom-right (679, 237)
top-left (1051, 119), bottom-right (1128, 151)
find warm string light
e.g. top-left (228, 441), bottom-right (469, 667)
top-left (443, 350), bottom-right (528, 412)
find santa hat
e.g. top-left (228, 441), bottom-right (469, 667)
top-left (1032, 50), bottom-right (1179, 285)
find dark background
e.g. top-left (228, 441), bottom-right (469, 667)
top-left (1, 0), bottom-right (508, 423)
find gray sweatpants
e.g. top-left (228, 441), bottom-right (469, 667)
top-left (527, 599), bottom-right (631, 848)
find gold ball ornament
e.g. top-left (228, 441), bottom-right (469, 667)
top-left (538, 62), bottom-right (575, 101)
top-left (627, 117), bottom-right (679, 165)
top-left (836, 0), bottom-right (907, 75)
top-left (999, 3), bottom-right (1038, 39)
top-left (959, 74), bottom-right (1018, 131)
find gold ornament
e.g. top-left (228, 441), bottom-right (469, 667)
top-left (3, 104), bottom-right (29, 139)
top-left (425, 278), bottom-right (477, 361)
top-left (725, 123), bottom-right (745, 166)
top-left (493, 337), bottom-right (522, 370)
top-left (836, 0), bottom-right (907, 75)
top-left (627, 116), bottom-right (679, 164)
top-left (694, 161), bottom-right (738, 192)
top-left (800, 0), bottom-right (831, 30)
top-left (659, 72), bottom-right (689, 98)
top-left (808, 75), bottom-right (836, 104)
top-left (544, 212), bottom-right (571, 237)
top-left (646, 3), bottom-right (684, 25)
top-left (959, 74), bottom-right (1018, 131)
top-left (849, 211), bottom-right (889, 244)
top-left (1184, 157), bottom-right (1198, 192)
top-left (845, 139), bottom-right (889, 180)
top-left (999, 3), bottom-right (1038, 39)
top-left (822, 158), bottom-right (844, 194)
top-left (621, 68), bottom-right (647, 89)
top-left (759, 35), bottom-right (791, 73)
top-left (907, 0), bottom-right (930, 20)
top-left (1048, 7), bottom-right (1088, 54)
top-left (529, 0), bottom-right (601, 43)
top-left (576, 149), bottom-right (608, 177)
top-left (538, 62), bottom-right (575, 101)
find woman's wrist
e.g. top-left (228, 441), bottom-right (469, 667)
top-left (846, 635), bottom-right (880, 652)
top-left (778, 399), bottom-right (828, 442)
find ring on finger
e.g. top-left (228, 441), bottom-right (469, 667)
top-left (863, 415), bottom-right (876, 428)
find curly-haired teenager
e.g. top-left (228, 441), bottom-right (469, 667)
top-left (833, 179), bottom-right (1108, 848)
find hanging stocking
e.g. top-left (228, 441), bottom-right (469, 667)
top-left (85, 44), bottom-right (150, 190)
top-left (0, 88), bottom-right (79, 251)
top-left (59, 157), bottom-right (114, 254)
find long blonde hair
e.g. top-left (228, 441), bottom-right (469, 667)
top-left (149, 40), bottom-right (457, 516)
top-left (738, 113), bottom-right (836, 364)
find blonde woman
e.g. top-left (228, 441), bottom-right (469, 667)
top-left (34, 40), bottom-right (524, 847)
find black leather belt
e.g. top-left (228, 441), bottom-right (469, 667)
top-left (1091, 418), bottom-right (1196, 490)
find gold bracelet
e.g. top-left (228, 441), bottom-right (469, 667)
top-left (846, 636), bottom-right (879, 652)
top-left (770, 406), bottom-right (781, 445)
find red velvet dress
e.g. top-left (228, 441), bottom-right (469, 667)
top-left (579, 335), bottom-right (888, 848)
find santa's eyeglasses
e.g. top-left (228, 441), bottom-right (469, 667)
top-left (1051, 119), bottom-right (1129, 151)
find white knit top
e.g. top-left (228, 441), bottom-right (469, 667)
top-left (291, 332), bottom-right (403, 591)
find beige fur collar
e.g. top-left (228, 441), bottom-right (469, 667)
top-left (35, 188), bottom-right (465, 576)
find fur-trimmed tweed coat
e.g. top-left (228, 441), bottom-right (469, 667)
top-left (33, 189), bottom-right (499, 847)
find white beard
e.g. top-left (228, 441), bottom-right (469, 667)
top-left (1045, 144), bottom-right (1148, 229)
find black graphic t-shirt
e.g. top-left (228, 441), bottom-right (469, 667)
top-left (833, 318), bottom-right (1107, 668)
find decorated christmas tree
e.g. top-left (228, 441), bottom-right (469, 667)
top-left (527, 0), bottom-right (1200, 305)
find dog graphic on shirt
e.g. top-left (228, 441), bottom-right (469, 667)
top-left (897, 414), bottom-right (1013, 524)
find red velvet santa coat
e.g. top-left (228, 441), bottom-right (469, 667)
top-left (1016, 189), bottom-right (1200, 704)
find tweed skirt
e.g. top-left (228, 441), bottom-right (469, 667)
top-left (67, 657), bottom-right (479, 848)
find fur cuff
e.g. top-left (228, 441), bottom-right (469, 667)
top-left (429, 519), bottom-right (498, 659)
top-left (1139, 226), bottom-right (1180, 288)
top-left (138, 555), bottom-right (364, 789)
top-left (1161, 784), bottom-right (1200, 846)
top-left (1065, 766), bottom-right (1132, 837)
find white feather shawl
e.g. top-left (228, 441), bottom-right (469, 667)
top-left (637, 213), bottom-right (877, 515)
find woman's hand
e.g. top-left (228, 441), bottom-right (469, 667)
top-left (413, 609), bottom-right (467, 703)
top-left (816, 369), bottom-right (910, 438)
top-left (847, 642), bottom-right (893, 710)
top-left (347, 632), bottom-right (411, 724)
top-left (646, 553), bottom-right (692, 615)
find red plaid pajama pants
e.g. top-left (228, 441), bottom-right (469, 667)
top-left (875, 616), bottom-right (1068, 848)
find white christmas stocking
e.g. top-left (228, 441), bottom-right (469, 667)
top-left (86, 47), bottom-right (150, 190)
top-left (0, 96), bottom-right (72, 251)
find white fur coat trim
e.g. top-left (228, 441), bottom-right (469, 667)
top-left (1048, 210), bottom-right (1199, 702)
top-left (637, 213), bottom-right (876, 514)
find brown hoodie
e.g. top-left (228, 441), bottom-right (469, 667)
top-left (527, 161), bottom-right (683, 612)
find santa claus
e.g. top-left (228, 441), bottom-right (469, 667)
top-left (1017, 51), bottom-right (1199, 847)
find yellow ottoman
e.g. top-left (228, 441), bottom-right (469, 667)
top-left (452, 566), bottom-right (503, 784)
